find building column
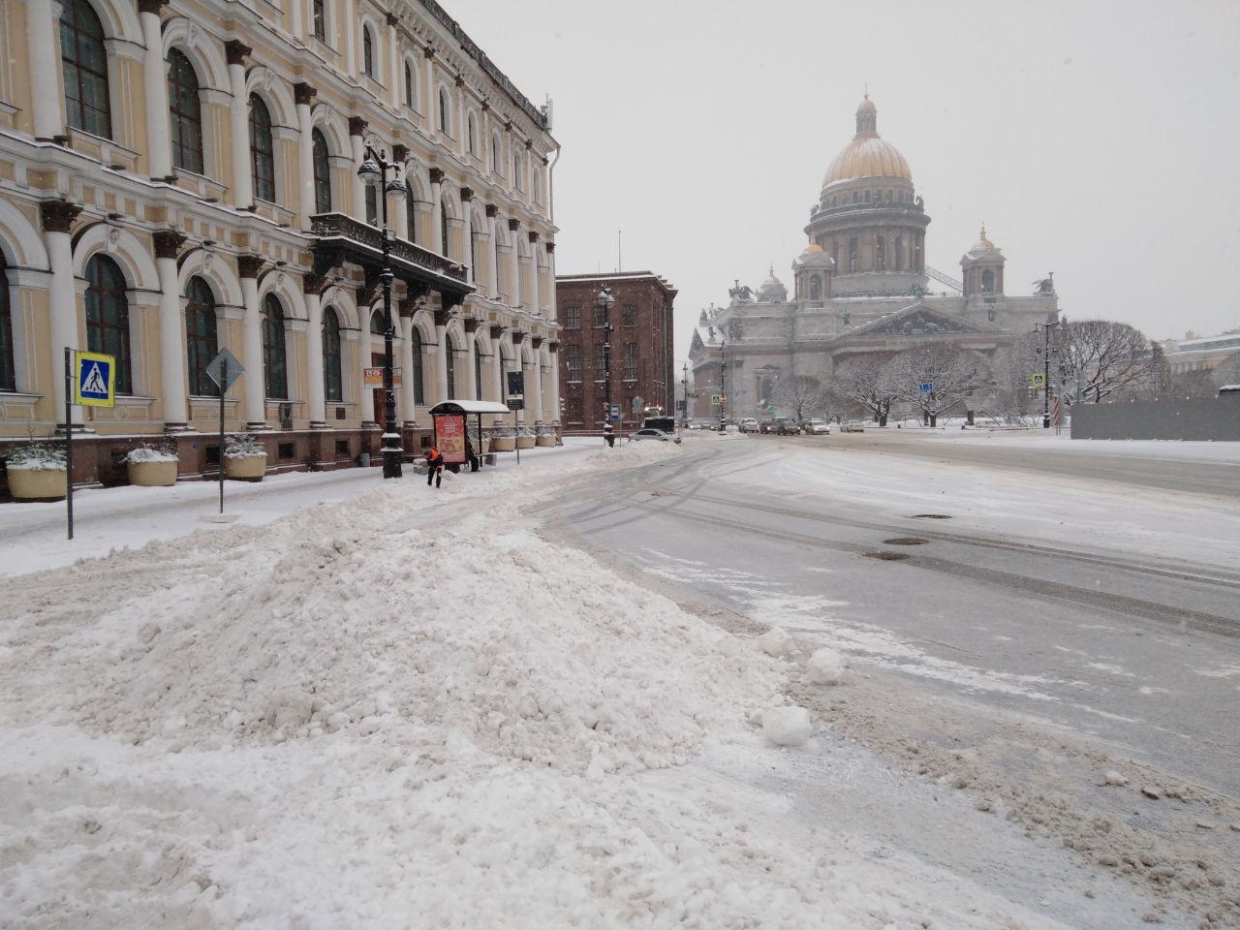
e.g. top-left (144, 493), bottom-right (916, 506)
top-left (386, 13), bottom-right (400, 108)
top-left (295, 83), bottom-right (318, 230)
top-left (546, 242), bottom-right (557, 322)
top-left (510, 331), bottom-right (526, 432)
top-left (486, 205), bottom-right (499, 300)
top-left (359, 305), bottom-right (376, 425)
top-left (489, 325), bottom-right (504, 410)
top-left (433, 308), bottom-right (450, 404)
top-left (342, 0), bottom-right (356, 75)
top-left (463, 319), bottom-right (479, 401)
top-left (26, 0), bottom-right (65, 141)
top-left (460, 188), bottom-right (474, 282)
top-left (429, 168), bottom-right (444, 255)
top-left (530, 336), bottom-right (544, 424)
top-left (304, 275), bottom-right (327, 428)
top-left (349, 117), bottom-right (367, 222)
top-left (239, 256), bottom-right (266, 428)
top-left (392, 144), bottom-right (410, 240)
top-left (507, 219), bottom-right (521, 308)
top-left (153, 230), bottom-right (189, 428)
top-left (41, 202), bottom-right (84, 427)
top-left (139, 0), bottom-right (172, 178)
top-left (422, 45), bottom-right (436, 131)
top-left (226, 41), bottom-right (253, 210)
top-left (399, 310), bottom-right (417, 427)
top-left (528, 232), bottom-right (541, 314)
top-left (548, 341), bottom-right (561, 425)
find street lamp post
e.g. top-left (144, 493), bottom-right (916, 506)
top-left (719, 338), bottom-right (727, 430)
top-left (357, 139), bottom-right (409, 478)
top-left (595, 286), bottom-right (615, 442)
top-left (682, 361), bottom-right (689, 428)
top-left (1034, 319), bottom-right (1060, 429)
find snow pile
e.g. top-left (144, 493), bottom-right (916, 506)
top-left (807, 647), bottom-right (847, 685)
top-left (762, 704), bottom-right (813, 746)
top-left (757, 624), bottom-right (795, 656)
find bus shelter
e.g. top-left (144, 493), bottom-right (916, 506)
top-left (428, 400), bottom-right (511, 468)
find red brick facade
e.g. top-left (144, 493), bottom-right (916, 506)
top-left (555, 273), bottom-right (677, 431)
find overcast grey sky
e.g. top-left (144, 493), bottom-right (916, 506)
top-left (450, 0), bottom-right (1240, 360)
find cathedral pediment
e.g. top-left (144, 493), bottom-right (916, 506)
top-left (848, 303), bottom-right (992, 338)
top-left (690, 330), bottom-right (705, 354)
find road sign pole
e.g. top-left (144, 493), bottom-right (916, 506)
top-left (218, 357), bottom-right (226, 514)
top-left (64, 347), bottom-right (73, 541)
top-left (513, 409), bottom-right (520, 465)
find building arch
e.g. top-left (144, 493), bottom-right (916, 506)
top-left (256, 270), bottom-right (308, 321)
top-left (401, 54), bottom-right (420, 110)
top-left (0, 202), bottom-right (51, 269)
top-left (175, 248), bottom-right (244, 308)
top-left (161, 18), bottom-right (228, 90)
top-left (244, 67), bottom-right (297, 129)
top-left (71, 223), bottom-right (159, 292)
top-left (310, 105), bottom-right (350, 155)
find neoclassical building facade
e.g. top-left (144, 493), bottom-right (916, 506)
top-left (688, 97), bottom-right (1058, 420)
top-left (0, 0), bottom-right (560, 491)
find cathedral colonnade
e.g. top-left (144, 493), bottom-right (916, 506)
top-left (0, 0), bottom-right (561, 494)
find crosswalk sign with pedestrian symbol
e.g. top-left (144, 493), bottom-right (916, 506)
top-left (74, 350), bottom-right (116, 407)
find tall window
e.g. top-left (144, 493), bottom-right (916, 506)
top-left (0, 254), bottom-right (13, 392)
top-left (168, 49), bottom-right (203, 174)
top-left (809, 275), bottom-right (821, 300)
top-left (491, 136), bottom-right (500, 175)
top-left (323, 308), bottom-right (342, 402)
top-left (405, 182), bottom-right (418, 242)
top-left (445, 339), bottom-right (456, 398)
top-left (564, 306), bottom-right (580, 329)
top-left (623, 343), bottom-right (637, 381)
top-left (250, 94), bottom-right (276, 203)
top-left (593, 303), bottom-right (609, 328)
top-left (894, 235), bottom-right (903, 272)
top-left (440, 204), bottom-right (450, 258)
top-left (404, 62), bottom-right (415, 107)
top-left (371, 309), bottom-right (386, 337)
top-left (875, 235), bottom-right (885, 272)
top-left (60, 0), bottom-right (111, 138)
top-left (365, 185), bottom-right (378, 226)
top-left (848, 236), bottom-right (858, 274)
top-left (312, 129), bottom-right (331, 214)
top-left (982, 269), bottom-right (995, 293)
top-left (512, 153), bottom-right (522, 191)
top-left (592, 344), bottom-right (605, 380)
top-left (185, 277), bottom-right (218, 396)
top-left (467, 114), bottom-right (477, 155)
top-left (622, 304), bottom-right (637, 327)
top-left (473, 342), bottom-right (483, 400)
top-left (410, 328), bottom-right (424, 404)
top-left (565, 344), bottom-right (581, 383)
top-left (532, 165), bottom-right (541, 203)
top-left (438, 87), bottom-right (450, 133)
top-left (262, 295), bottom-right (288, 399)
top-left (312, 0), bottom-right (326, 40)
top-left (84, 254), bottom-right (131, 394)
top-left (362, 27), bottom-right (375, 77)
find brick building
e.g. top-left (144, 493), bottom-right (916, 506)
top-left (555, 272), bottom-right (676, 431)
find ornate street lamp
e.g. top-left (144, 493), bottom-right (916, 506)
top-left (682, 361), bottom-right (689, 428)
top-left (719, 338), bottom-right (728, 430)
top-left (1034, 319), bottom-right (1060, 429)
top-left (595, 285), bottom-right (615, 441)
top-left (357, 138), bottom-right (409, 477)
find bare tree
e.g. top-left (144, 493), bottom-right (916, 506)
top-left (882, 344), bottom-right (990, 427)
top-left (775, 375), bottom-right (829, 422)
top-left (829, 354), bottom-right (898, 425)
top-left (1211, 351), bottom-right (1240, 389)
top-left (1057, 320), bottom-right (1161, 403)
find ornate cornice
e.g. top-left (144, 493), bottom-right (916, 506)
top-left (237, 254), bottom-right (264, 279)
top-left (39, 200), bottom-right (83, 234)
top-left (348, 116), bottom-right (368, 137)
top-left (429, 168), bottom-right (445, 185)
top-left (152, 229), bottom-right (186, 259)
top-left (294, 82), bottom-right (318, 106)
top-left (225, 40), bottom-right (251, 67)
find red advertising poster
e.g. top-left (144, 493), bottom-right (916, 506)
top-left (434, 414), bottom-right (467, 464)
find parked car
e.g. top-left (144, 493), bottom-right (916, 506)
top-left (759, 419), bottom-right (777, 434)
top-left (631, 428), bottom-right (681, 444)
top-left (774, 418), bottom-right (801, 435)
top-left (801, 418), bottom-right (831, 435)
top-left (739, 417), bottom-right (760, 433)
top-left (840, 420), bottom-right (866, 432)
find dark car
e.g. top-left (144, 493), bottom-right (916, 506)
top-left (759, 419), bottom-right (777, 434)
top-left (774, 418), bottom-right (801, 435)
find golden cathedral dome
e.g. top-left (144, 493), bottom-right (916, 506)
top-left (822, 96), bottom-right (912, 189)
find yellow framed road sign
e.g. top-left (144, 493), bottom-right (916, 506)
top-left (1031, 372), bottom-right (1046, 388)
top-left (74, 350), bottom-right (116, 407)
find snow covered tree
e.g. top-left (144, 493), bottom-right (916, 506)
top-left (882, 345), bottom-right (990, 427)
top-left (829, 354), bottom-right (898, 425)
top-left (774, 375), bottom-right (829, 422)
top-left (1057, 320), bottom-right (1161, 404)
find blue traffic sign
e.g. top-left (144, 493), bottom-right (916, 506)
top-left (918, 381), bottom-right (934, 393)
top-left (74, 351), bottom-right (115, 407)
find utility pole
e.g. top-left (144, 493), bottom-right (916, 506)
top-left (1034, 320), bottom-right (1060, 429)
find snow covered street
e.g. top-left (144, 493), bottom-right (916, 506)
top-left (1, 435), bottom-right (1236, 928)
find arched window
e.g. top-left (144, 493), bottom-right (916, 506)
top-left (492, 136), bottom-right (501, 176)
top-left (809, 275), bottom-right (821, 300)
top-left (365, 184), bottom-right (378, 227)
top-left (532, 164), bottom-right (541, 203)
top-left (410, 327), bottom-right (424, 405)
top-left (312, 0), bottom-right (326, 41)
top-left (323, 308), bottom-right (342, 402)
top-left (405, 181), bottom-right (418, 242)
top-left (362, 27), bottom-right (375, 77)
top-left (404, 62), bottom-right (416, 107)
top-left (440, 201), bottom-right (450, 258)
top-left (982, 269), bottom-right (995, 293)
top-left (0, 254), bottom-right (13, 392)
top-left (84, 254), bottom-right (131, 394)
top-left (438, 87), bottom-right (450, 133)
top-left (60, 0), bottom-right (111, 138)
top-left (370, 309), bottom-right (386, 337)
top-left (445, 336), bottom-right (456, 398)
top-left (312, 129), bottom-right (331, 214)
top-left (473, 339), bottom-right (483, 400)
top-left (168, 49), bottom-right (204, 174)
top-left (262, 294), bottom-right (288, 399)
top-left (467, 113), bottom-right (477, 155)
top-left (185, 276), bottom-right (218, 396)
top-left (512, 153), bottom-right (523, 191)
top-left (249, 94), bottom-right (276, 203)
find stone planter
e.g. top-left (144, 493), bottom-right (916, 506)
top-left (7, 467), bottom-right (68, 502)
top-left (535, 435), bottom-right (556, 447)
top-left (224, 454), bottom-right (267, 481)
top-left (492, 437), bottom-right (516, 452)
top-left (517, 436), bottom-right (535, 449)
top-left (127, 460), bottom-right (178, 487)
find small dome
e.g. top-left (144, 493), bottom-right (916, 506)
top-left (973, 225), bottom-right (994, 250)
top-left (822, 96), bottom-right (912, 189)
top-left (758, 265), bottom-right (788, 302)
top-left (803, 242), bottom-right (824, 253)
top-left (795, 242), bottom-right (835, 269)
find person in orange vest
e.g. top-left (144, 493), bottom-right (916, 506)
top-left (424, 447), bottom-right (444, 488)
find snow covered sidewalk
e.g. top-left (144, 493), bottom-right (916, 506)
top-left (0, 440), bottom-right (1109, 928)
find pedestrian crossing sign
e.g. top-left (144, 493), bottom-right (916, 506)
top-left (74, 350), bottom-right (116, 407)
top-left (1031, 372), bottom-right (1046, 388)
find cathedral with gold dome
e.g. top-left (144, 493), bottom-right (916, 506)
top-left (688, 96), bottom-right (1059, 420)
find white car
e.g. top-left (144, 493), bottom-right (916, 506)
top-left (739, 418), bottom-right (760, 433)
top-left (802, 419), bottom-right (831, 435)
top-left (631, 428), bottom-right (681, 444)
top-left (839, 421), bottom-right (866, 433)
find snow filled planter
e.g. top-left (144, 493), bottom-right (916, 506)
top-left (7, 466), bottom-right (68, 502)
top-left (224, 454), bottom-right (267, 481)
top-left (126, 446), bottom-right (179, 487)
top-left (491, 436), bottom-right (516, 451)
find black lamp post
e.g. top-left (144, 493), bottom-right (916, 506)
top-left (357, 140), bottom-right (409, 478)
top-left (719, 338), bottom-right (728, 430)
top-left (1034, 319), bottom-right (1060, 429)
top-left (682, 361), bottom-right (688, 427)
top-left (596, 285), bottom-right (615, 438)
